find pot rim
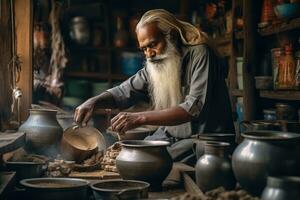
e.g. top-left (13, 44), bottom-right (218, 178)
top-left (29, 108), bottom-right (57, 114)
top-left (5, 161), bottom-right (46, 165)
top-left (204, 141), bottom-right (231, 147)
top-left (90, 179), bottom-right (150, 192)
top-left (119, 140), bottom-right (170, 147)
top-left (242, 130), bottom-right (300, 140)
top-left (20, 177), bottom-right (89, 190)
top-left (197, 133), bottom-right (235, 138)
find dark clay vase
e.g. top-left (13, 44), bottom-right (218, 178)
top-left (232, 131), bottom-right (300, 196)
top-left (19, 109), bottom-right (63, 156)
top-left (116, 140), bottom-right (173, 191)
top-left (193, 133), bottom-right (236, 160)
top-left (261, 176), bottom-right (300, 200)
top-left (195, 142), bottom-right (236, 192)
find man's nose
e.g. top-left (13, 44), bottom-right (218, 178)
top-left (145, 48), bottom-right (156, 58)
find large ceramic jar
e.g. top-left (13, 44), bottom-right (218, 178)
top-left (261, 176), bottom-right (300, 200)
top-left (19, 109), bottom-right (63, 156)
top-left (116, 140), bottom-right (173, 190)
top-left (232, 131), bottom-right (300, 196)
top-left (195, 142), bottom-right (236, 192)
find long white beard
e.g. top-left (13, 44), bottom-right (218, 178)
top-left (146, 40), bottom-right (182, 110)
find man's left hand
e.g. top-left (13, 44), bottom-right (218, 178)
top-left (111, 112), bottom-right (144, 134)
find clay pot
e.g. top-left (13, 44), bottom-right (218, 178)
top-left (232, 131), bottom-right (300, 196)
top-left (60, 126), bottom-right (106, 163)
top-left (193, 133), bottom-right (236, 160)
top-left (19, 109), bottom-right (63, 156)
top-left (195, 142), bottom-right (236, 192)
top-left (261, 176), bottom-right (300, 200)
top-left (116, 140), bottom-right (173, 191)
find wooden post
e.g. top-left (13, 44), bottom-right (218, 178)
top-left (0, 0), bottom-right (13, 130)
top-left (14, 0), bottom-right (33, 121)
top-left (242, 0), bottom-right (257, 121)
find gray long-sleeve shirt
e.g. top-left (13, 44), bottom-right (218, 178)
top-left (107, 44), bottom-right (235, 139)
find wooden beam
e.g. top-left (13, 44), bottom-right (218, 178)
top-left (14, 0), bottom-right (33, 121)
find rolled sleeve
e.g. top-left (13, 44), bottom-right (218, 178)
top-left (107, 68), bottom-right (149, 109)
top-left (179, 45), bottom-right (211, 118)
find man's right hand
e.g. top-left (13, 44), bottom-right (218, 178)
top-left (74, 98), bottom-right (96, 127)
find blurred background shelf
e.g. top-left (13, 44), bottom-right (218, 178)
top-left (65, 72), bottom-right (129, 81)
top-left (259, 90), bottom-right (300, 100)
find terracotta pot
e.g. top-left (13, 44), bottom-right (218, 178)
top-left (116, 140), bottom-right (173, 191)
top-left (261, 176), bottom-right (300, 200)
top-left (60, 126), bottom-right (106, 163)
top-left (19, 109), bottom-right (63, 156)
top-left (232, 131), bottom-right (300, 196)
top-left (195, 142), bottom-right (236, 192)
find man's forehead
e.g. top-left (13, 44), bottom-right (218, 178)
top-left (137, 23), bottom-right (163, 43)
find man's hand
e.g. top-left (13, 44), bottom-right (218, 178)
top-left (111, 112), bottom-right (145, 134)
top-left (74, 98), bottom-right (96, 127)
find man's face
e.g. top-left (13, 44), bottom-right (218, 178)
top-left (137, 23), bottom-right (167, 60)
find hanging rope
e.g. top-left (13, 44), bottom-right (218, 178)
top-left (8, 0), bottom-right (22, 125)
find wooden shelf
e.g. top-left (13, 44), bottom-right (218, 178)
top-left (259, 90), bottom-right (300, 100)
top-left (258, 17), bottom-right (300, 36)
top-left (65, 72), bottom-right (129, 81)
top-left (231, 89), bottom-right (244, 97)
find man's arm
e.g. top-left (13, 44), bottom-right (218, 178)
top-left (111, 106), bottom-right (192, 133)
top-left (74, 91), bottom-right (117, 126)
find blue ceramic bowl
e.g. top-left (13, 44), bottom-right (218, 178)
top-left (274, 3), bottom-right (300, 19)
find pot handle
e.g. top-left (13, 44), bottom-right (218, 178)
top-left (116, 187), bottom-right (144, 200)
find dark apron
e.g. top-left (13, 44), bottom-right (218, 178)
top-left (144, 126), bottom-right (197, 165)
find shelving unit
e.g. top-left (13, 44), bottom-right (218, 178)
top-left (258, 17), bottom-right (300, 36)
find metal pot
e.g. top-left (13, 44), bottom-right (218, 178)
top-left (240, 120), bottom-right (283, 132)
top-left (193, 133), bottom-right (236, 160)
top-left (261, 176), bottom-right (300, 200)
top-left (5, 161), bottom-right (47, 182)
top-left (69, 16), bottom-right (90, 45)
top-left (232, 131), bottom-right (300, 196)
top-left (20, 178), bottom-right (89, 200)
top-left (195, 142), bottom-right (236, 192)
top-left (116, 140), bottom-right (173, 191)
top-left (19, 109), bottom-right (63, 156)
top-left (90, 179), bottom-right (150, 200)
top-left (60, 126), bottom-right (106, 163)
